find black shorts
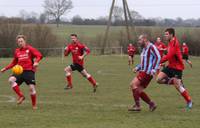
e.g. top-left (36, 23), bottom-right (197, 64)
top-left (70, 63), bottom-right (84, 72)
top-left (13, 70), bottom-right (36, 85)
top-left (129, 55), bottom-right (134, 58)
top-left (182, 54), bottom-right (189, 60)
top-left (161, 66), bottom-right (182, 79)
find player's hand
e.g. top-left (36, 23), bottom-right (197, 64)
top-left (133, 67), bottom-right (138, 73)
top-left (0, 68), bottom-right (6, 73)
top-left (150, 69), bottom-right (157, 79)
top-left (33, 62), bottom-right (39, 67)
top-left (150, 69), bottom-right (156, 76)
top-left (78, 56), bottom-right (84, 60)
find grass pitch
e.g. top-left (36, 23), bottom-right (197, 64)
top-left (0, 55), bottom-right (200, 128)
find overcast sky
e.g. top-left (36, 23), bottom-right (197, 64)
top-left (0, 0), bottom-right (200, 19)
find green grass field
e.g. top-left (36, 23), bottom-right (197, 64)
top-left (48, 24), bottom-right (126, 40)
top-left (0, 55), bottom-right (200, 128)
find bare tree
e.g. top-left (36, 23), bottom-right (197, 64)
top-left (39, 13), bottom-right (48, 24)
top-left (113, 6), bottom-right (123, 25)
top-left (43, 0), bottom-right (73, 27)
top-left (130, 10), bottom-right (143, 20)
top-left (19, 10), bottom-right (29, 20)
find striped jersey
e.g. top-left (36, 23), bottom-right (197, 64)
top-left (136, 42), bottom-right (161, 75)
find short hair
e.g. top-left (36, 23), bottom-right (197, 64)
top-left (70, 34), bottom-right (78, 37)
top-left (165, 28), bottom-right (175, 37)
top-left (139, 34), bottom-right (148, 40)
top-left (16, 35), bottom-right (26, 41)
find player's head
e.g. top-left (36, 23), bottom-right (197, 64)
top-left (165, 28), bottom-right (175, 41)
top-left (16, 35), bottom-right (26, 48)
top-left (129, 43), bottom-right (132, 46)
top-left (183, 42), bottom-right (186, 46)
top-left (70, 34), bottom-right (78, 43)
top-left (156, 37), bottom-right (161, 43)
top-left (138, 34), bottom-right (148, 48)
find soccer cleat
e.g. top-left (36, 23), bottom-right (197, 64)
top-left (186, 101), bottom-right (193, 109)
top-left (93, 83), bottom-right (99, 93)
top-left (17, 96), bottom-right (25, 105)
top-left (128, 105), bottom-right (141, 111)
top-left (149, 102), bottom-right (157, 112)
top-left (64, 85), bottom-right (73, 90)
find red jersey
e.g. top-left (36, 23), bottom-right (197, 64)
top-left (127, 45), bottom-right (136, 56)
top-left (182, 45), bottom-right (189, 55)
top-left (64, 42), bottom-right (90, 66)
top-left (161, 37), bottom-right (184, 71)
top-left (154, 42), bottom-right (167, 57)
top-left (4, 45), bottom-right (42, 72)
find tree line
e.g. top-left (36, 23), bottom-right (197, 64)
top-left (1, 0), bottom-right (200, 27)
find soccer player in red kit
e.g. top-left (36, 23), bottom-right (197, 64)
top-left (154, 37), bottom-right (167, 73)
top-left (128, 34), bottom-right (160, 112)
top-left (127, 43), bottom-right (136, 65)
top-left (0, 35), bottom-right (42, 110)
top-left (154, 37), bottom-right (167, 57)
top-left (182, 42), bottom-right (192, 68)
top-left (157, 28), bottom-right (193, 109)
top-left (64, 34), bottom-right (98, 92)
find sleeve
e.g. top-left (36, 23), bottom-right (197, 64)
top-left (4, 51), bottom-right (18, 71)
top-left (151, 45), bottom-right (161, 70)
top-left (64, 45), bottom-right (71, 56)
top-left (175, 44), bottom-right (183, 63)
top-left (162, 43), bottom-right (167, 50)
top-left (160, 42), bottom-right (177, 63)
top-left (30, 46), bottom-right (43, 63)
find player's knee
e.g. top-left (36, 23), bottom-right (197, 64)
top-left (65, 68), bottom-right (71, 76)
top-left (130, 80), bottom-right (137, 89)
top-left (29, 85), bottom-right (36, 95)
top-left (83, 73), bottom-right (90, 78)
top-left (8, 76), bottom-right (16, 85)
top-left (66, 72), bottom-right (71, 76)
top-left (156, 77), bottom-right (163, 84)
top-left (64, 67), bottom-right (71, 72)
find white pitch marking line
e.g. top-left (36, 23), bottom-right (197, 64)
top-left (97, 70), bottom-right (120, 76)
top-left (0, 95), bottom-right (128, 108)
top-left (0, 95), bottom-right (16, 103)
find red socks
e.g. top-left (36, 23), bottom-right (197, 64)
top-left (66, 75), bottom-right (72, 87)
top-left (181, 90), bottom-right (191, 103)
top-left (12, 85), bottom-right (24, 97)
top-left (132, 89), bottom-right (140, 107)
top-left (132, 88), bottom-right (153, 106)
top-left (31, 94), bottom-right (36, 107)
top-left (140, 91), bottom-right (151, 105)
top-left (87, 76), bottom-right (96, 86)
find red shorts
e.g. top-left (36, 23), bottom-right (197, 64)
top-left (136, 71), bottom-right (153, 88)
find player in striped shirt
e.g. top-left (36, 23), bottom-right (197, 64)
top-left (128, 34), bottom-right (161, 111)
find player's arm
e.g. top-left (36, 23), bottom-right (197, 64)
top-left (151, 46), bottom-right (161, 75)
top-left (133, 64), bottom-right (141, 73)
top-left (30, 47), bottom-right (43, 67)
top-left (175, 44), bottom-right (184, 63)
top-left (64, 45), bottom-right (71, 56)
top-left (160, 43), bottom-right (176, 63)
top-left (1, 52), bottom-right (18, 73)
top-left (79, 46), bottom-right (90, 60)
top-left (161, 44), bottom-right (167, 51)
